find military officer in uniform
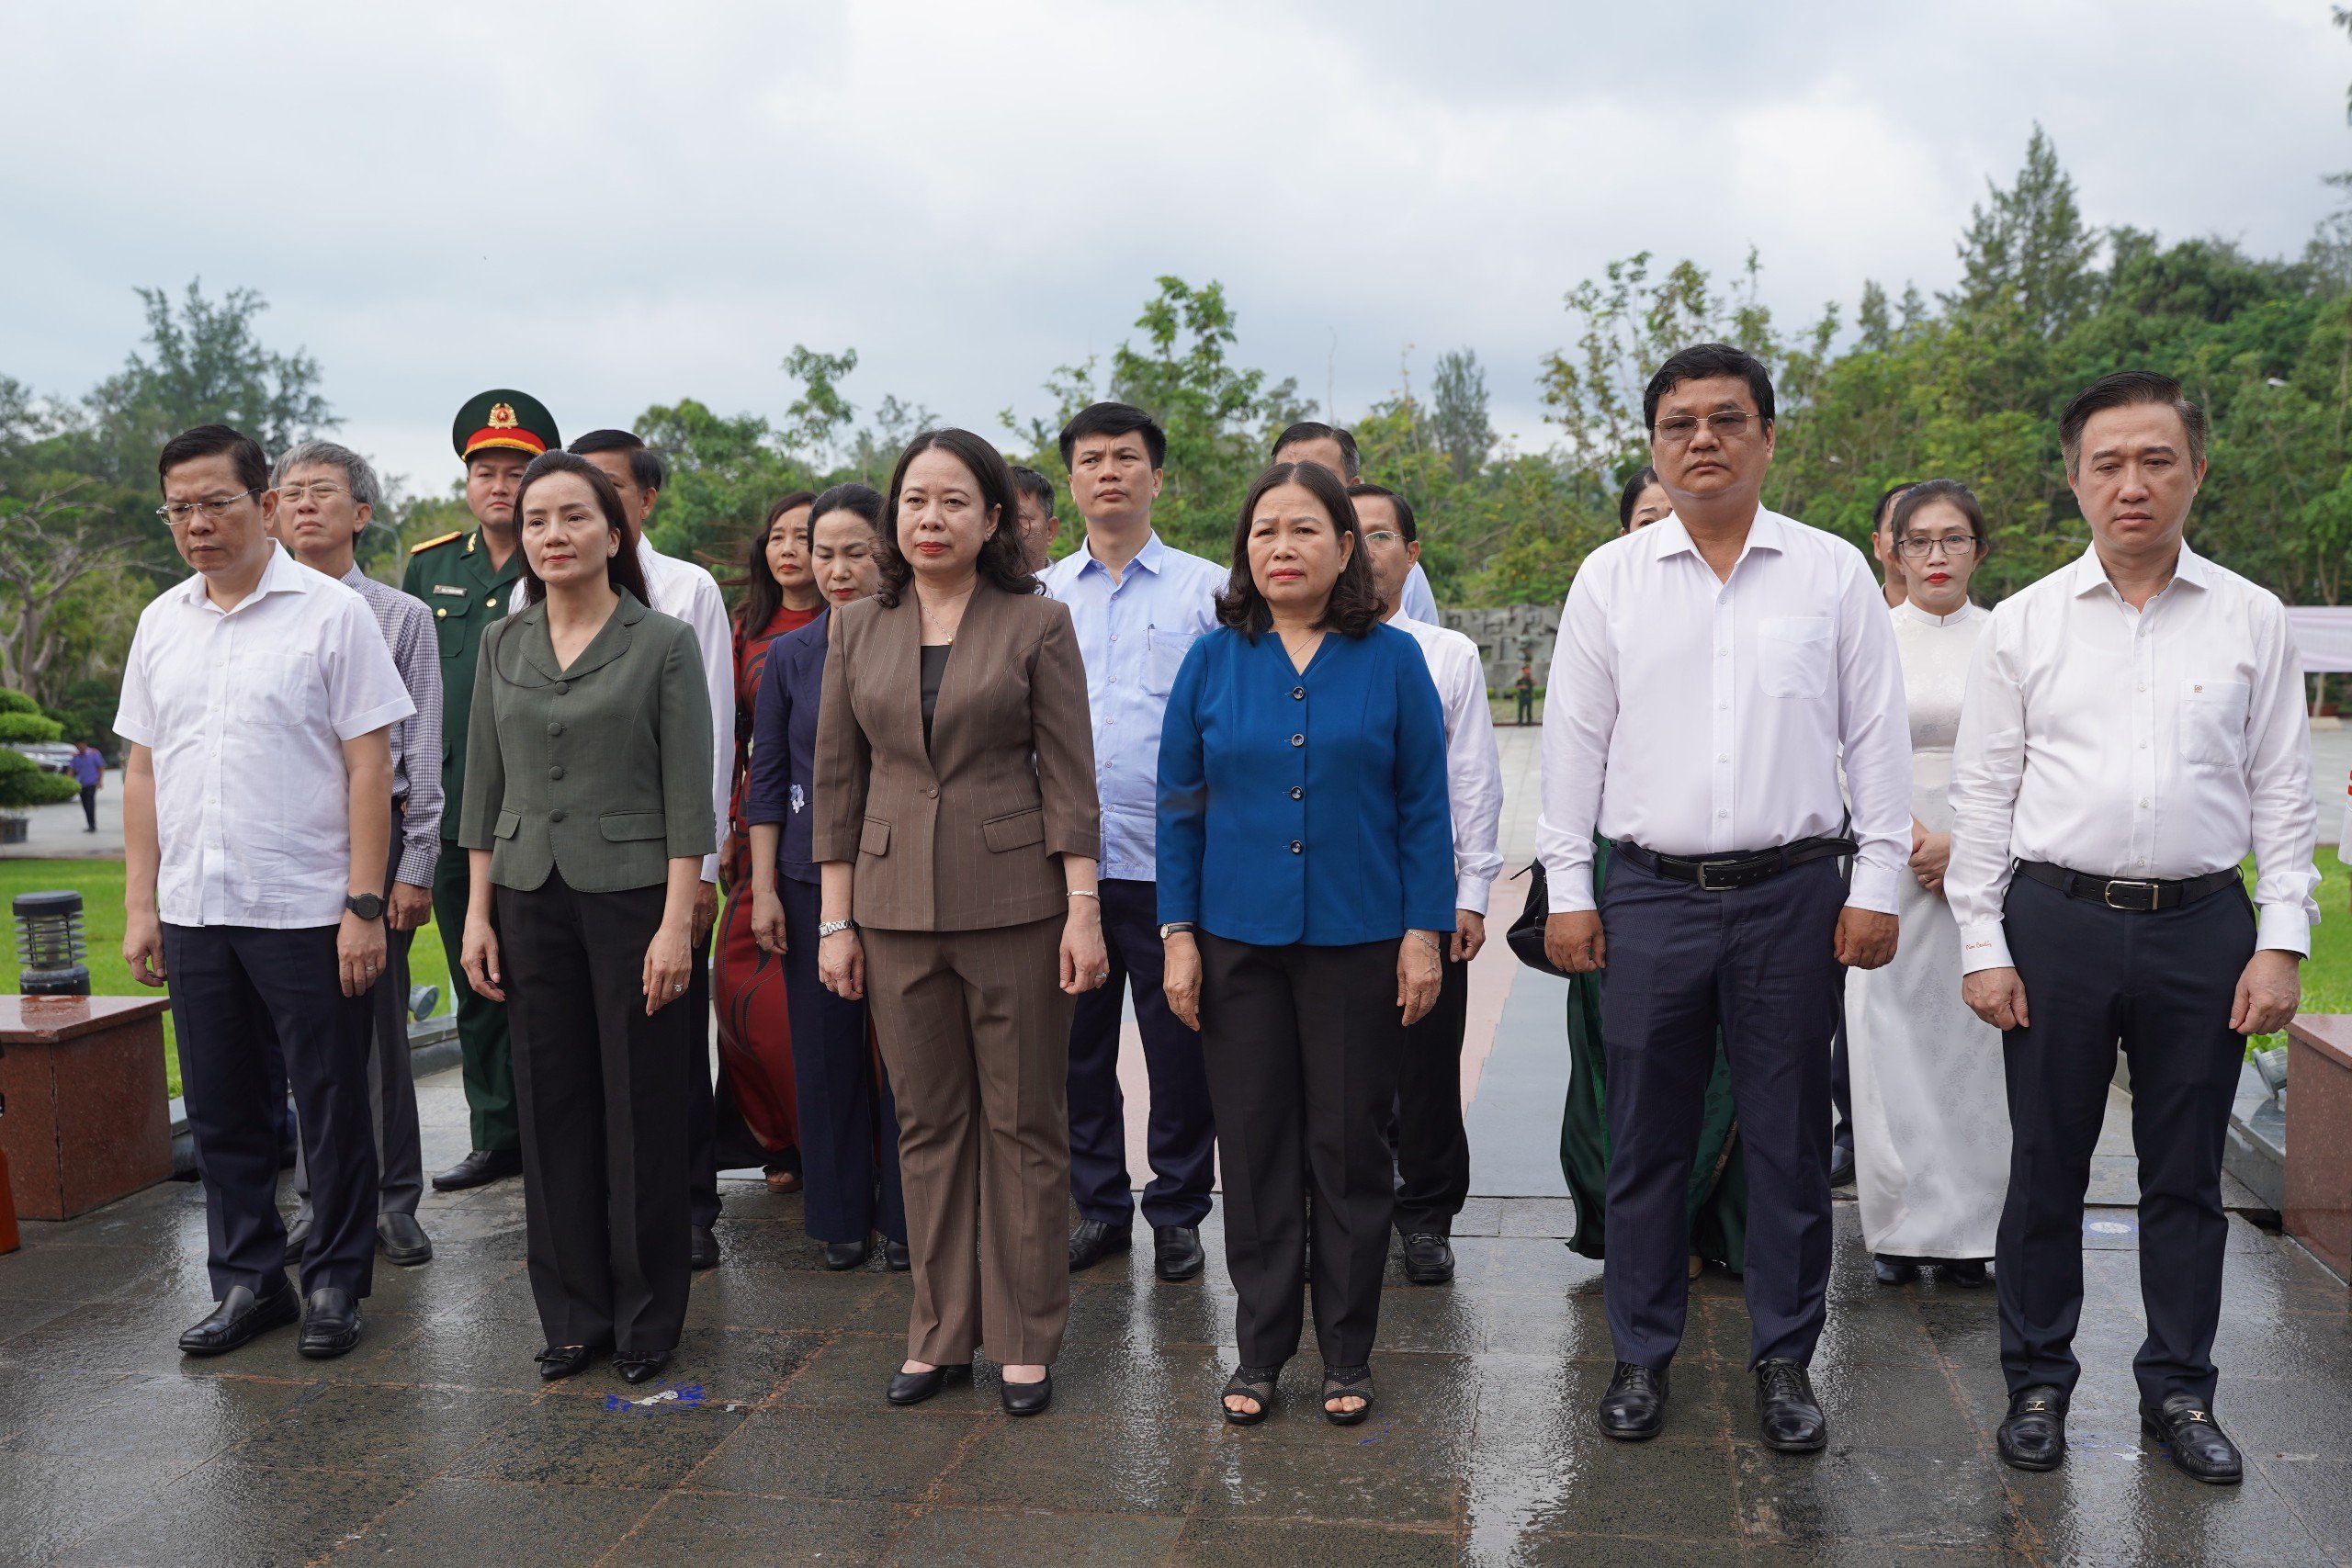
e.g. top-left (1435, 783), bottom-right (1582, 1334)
top-left (403, 389), bottom-right (560, 1191)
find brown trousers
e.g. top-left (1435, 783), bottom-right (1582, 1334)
top-left (863, 916), bottom-right (1074, 1367)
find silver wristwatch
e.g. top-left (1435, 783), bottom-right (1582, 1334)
top-left (818, 919), bottom-right (855, 940)
top-left (1159, 921), bottom-right (1195, 940)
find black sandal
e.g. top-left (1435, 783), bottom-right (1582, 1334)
top-left (1322, 1364), bottom-right (1374, 1426)
top-left (1222, 1364), bottom-right (1282, 1426)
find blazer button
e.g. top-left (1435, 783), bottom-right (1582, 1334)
top-left (1289, 733), bottom-right (1304, 747)
top-left (1289, 840), bottom-right (1303, 854)
top-left (926, 786), bottom-right (939, 799)
top-left (547, 722), bottom-right (563, 737)
top-left (486, 594), bottom-right (499, 607)
top-left (555, 681), bottom-right (570, 695)
top-left (1289, 786), bottom-right (1302, 800)
top-left (549, 808), bottom-right (568, 824)
top-left (1292, 685), bottom-right (1305, 699)
top-left (548, 765), bottom-right (565, 781)
top-left (435, 606), bottom-right (447, 618)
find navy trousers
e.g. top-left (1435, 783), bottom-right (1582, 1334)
top-left (1598, 853), bottom-right (1846, 1370)
top-left (1065, 878), bottom-right (1216, 1229)
top-left (1996, 874), bottom-right (2255, 1409)
top-left (166, 922), bottom-right (377, 1302)
top-left (1394, 952), bottom-right (1471, 1235)
top-left (783, 875), bottom-right (906, 1246)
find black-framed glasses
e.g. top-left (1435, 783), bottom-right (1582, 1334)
top-left (1896, 532), bottom-right (1979, 559)
top-left (1653, 411), bottom-right (1762, 444)
top-left (154, 489), bottom-right (260, 525)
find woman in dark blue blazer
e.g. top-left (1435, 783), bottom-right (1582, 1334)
top-left (1157, 460), bottom-right (1454, 1427)
top-left (746, 483), bottom-right (909, 1270)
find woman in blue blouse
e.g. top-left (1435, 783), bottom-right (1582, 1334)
top-left (746, 483), bottom-right (909, 1271)
top-left (1158, 460), bottom-right (1453, 1427)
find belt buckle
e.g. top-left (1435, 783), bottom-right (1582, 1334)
top-left (2102, 878), bottom-right (2158, 911)
top-left (1697, 860), bottom-right (1740, 893)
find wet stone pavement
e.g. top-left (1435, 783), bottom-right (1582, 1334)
top-left (5, 1154), bottom-right (2352, 1563)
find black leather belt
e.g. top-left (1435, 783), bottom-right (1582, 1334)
top-left (1615, 836), bottom-right (1856, 893)
top-left (2016, 860), bottom-right (2242, 912)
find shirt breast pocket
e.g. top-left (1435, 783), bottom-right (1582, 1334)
top-left (1145, 628), bottom-right (1196, 696)
top-left (235, 651), bottom-right (321, 730)
top-left (2179, 679), bottom-right (2251, 767)
top-left (1758, 615), bottom-right (1832, 700)
top-left (434, 600), bottom-right (472, 660)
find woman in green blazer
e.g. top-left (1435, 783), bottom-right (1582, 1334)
top-left (457, 451), bottom-right (716, 1386)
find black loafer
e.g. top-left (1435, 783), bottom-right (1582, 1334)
top-left (431, 1147), bottom-right (523, 1191)
top-left (1754, 1359), bottom-right (1826, 1452)
top-left (1067, 1218), bottom-right (1131, 1272)
top-left (178, 1282), bottom-right (300, 1357)
top-left (282, 1208), bottom-right (314, 1261)
top-left (1152, 1224), bottom-right (1204, 1281)
top-left (536, 1343), bottom-right (595, 1382)
top-left (822, 1239), bottom-right (870, 1270)
top-left (1997, 1384), bottom-right (2068, 1472)
top-left (297, 1287), bottom-right (362, 1359)
top-left (2142, 1393), bottom-right (2244, 1484)
top-left (1597, 1361), bottom-right (1668, 1440)
top-left (377, 1213), bottom-right (434, 1267)
top-left (888, 1362), bottom-right (971, 1406)
top-left (884, 1239), bottom-right (910, 1271)
top-left (615, 1349), bottom-right (671, 1385)
top-left (1827, 1144), bottom-right (1856, 1189)
top-left (689, 1225), bottom-right (720, 1271)
top-left (1941, 1258), bottom-right (1990, 1288)
top-left (1001, 1372), bottom-right (1052, 1416)
top-left (1873, 1255), bottom-right (1920, 1286)
top-left (1402, 1232), bottom-right (1455, 1285)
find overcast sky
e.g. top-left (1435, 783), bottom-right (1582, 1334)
top-left (5, 1), bottom-right (2348, 495)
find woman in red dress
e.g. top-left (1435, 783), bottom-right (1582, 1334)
top-left (715, 491), bottom-right (821, 1192)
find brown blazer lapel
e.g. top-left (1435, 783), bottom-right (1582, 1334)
top-left (874, 594), bottom-right (937, 787)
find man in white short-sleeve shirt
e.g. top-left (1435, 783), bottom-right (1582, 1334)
top-left (118, 424), bottom-right (413, 1363)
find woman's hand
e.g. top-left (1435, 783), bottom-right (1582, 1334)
top-left (820, 929), bottom-right (865, 1000)
top-left (751, 886), bottom-right (787, 954)
top-left (1060, 897), bottom-right (1109, 996)
top-left (1397, 929), bottom-right (1443, 1026)
top-left (460, 916), bottom-right (505, 1003)
top-left (1909, 830), bottom-right (1952, 898)
top-left (642, 919), bottom-right (693, 1015)
top-left (1162, 931), bottom-right (1202, 1031)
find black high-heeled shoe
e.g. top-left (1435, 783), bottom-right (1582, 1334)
top-left (822, 1239), bottom-right (870, 1270)
top-left (888, 1362), bottom-right (971, 1406)
top-left (1001, 1371), bottom-right (1052, 1416)
top-left (614, 1349), bottom-right (670, 1385)
top-left (883, 1239), bottom-right (910, 1271)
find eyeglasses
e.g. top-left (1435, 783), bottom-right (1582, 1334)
top-left (277, 481), bottom-right (347, 503)
top-left (1653, 412), bottom-right (1762, 444)
top-left (1363, 529), bottom-right (1401, 547)
top-left (1897, 533), bottom-right (1979, 559)
top-left (154, 490), bottom-right (260, 525)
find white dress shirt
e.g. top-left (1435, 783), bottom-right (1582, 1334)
top-left (1391, 613), bottom-right (1504, 913)
top-left (1945, 540), bottom-right (2321, 973)
top-left (1536, 508), bottom-right (1912, 915)
top-left (515, 536), bottom-right (732, 883)
top-left (115, 542), bottom-right (414, 929)
top-left (1397, 560), bottom-right (1439, 624)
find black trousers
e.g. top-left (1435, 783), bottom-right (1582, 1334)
top-left (1199, 932), bottom-right (1404, 1370)
top-left (1598, 854), bottom-right (1846, 1370)
top-left (78, 784), bottom-right (97, 829)
top-left (1997, 874), bottom-right (2255, 1408)
top-left (683, 929), bottom-right (721, 1232)
top-left (1066, 878), bottom-right (1216, 1228)
top-left (432, 842), bottom-right (517, 1152)
top-left (165, 922), bottom-right (376, 1301)
top-left (783, 875), bottom-right (906, 1245)
top-left (1394, 951), bottom-right (1471, 1235)
top-left (498, 872), bottom-right (696, 1355)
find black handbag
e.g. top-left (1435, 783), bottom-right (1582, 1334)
top-left (1505, 861), bottom-right (1569, 978)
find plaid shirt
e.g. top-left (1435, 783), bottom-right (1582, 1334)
top-left (341, 564), bottom-right (444, 886)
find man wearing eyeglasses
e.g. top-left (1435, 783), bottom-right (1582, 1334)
top-left (119, 424), bottom-right (413, 1361)
top-left (1536, 344), bottom-right (1910, 1453)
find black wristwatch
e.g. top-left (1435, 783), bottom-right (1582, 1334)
top-left (345, 892), bottom-right (386, 921)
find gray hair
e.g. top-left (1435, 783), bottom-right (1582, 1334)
top-left (272, 439), bottom-right (385, 513)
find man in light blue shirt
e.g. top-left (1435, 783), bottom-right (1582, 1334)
top-left (1041, 401), bottom-right (1227, 1283)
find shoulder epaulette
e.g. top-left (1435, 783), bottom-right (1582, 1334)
top-left (409, 531), bottom-right (463, 554)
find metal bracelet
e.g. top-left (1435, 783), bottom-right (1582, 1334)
top-left (1408, 930), bottom-right (1442, 954)
top-left (817, 919), bottom-right (855, 940)
top-left (1067, 889), bottom-right (1100, 899)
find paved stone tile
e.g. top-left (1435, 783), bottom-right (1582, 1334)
top-left (0, 1450), bottom-right (203, 1566)
top-left (1191, 1352), bottom-right (1476, 1524)
top-left (1179, 1516), bottom-right (1461, 1566)
top-left (1731, 1444), bottom-right (2024, 1551)
top-left (1464, 1357), bottom-right (1737, 1540)
top-left (53, 1458), bottom-right (412, 1566)
top-left (341, 1477), bottom-right (662, 1564)
top-left (227, 1381), bottom-right (529, 1481)
top-left (444, 1389), bottom-right (745, 1488)
top-left (0, 1367), bottom-right (307, 1465)
top-left (879, 1504), bottom-right (1184, 1566)
top-left (601, 1490), bottom-right (909, 1565)
top-left (2007, 1449), bottom-right (2334, 1563)
top-left (694, 1406), bottom-right (989, 1501)
top-left (936, 1411), bottom-right (1210, 1514)
top-left (2254, 1455), bottom-right (2352, 1561)
top-left (0, 1293), bottom-right (80, 1348)
top-left (1486, 1534), bottom-right (1747, 1566)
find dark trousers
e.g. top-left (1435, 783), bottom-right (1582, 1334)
top-left (1199, 933), bottom-right (1405, 1370)
top-left (78, 784), bottom-right (97, 829)
top-left (165, 922), bottom-right (376, 1301)
top-left (684, 931), bottom-right (720, 1231)
top-left (497, 872), bottom-right (696, 1355)
top-left (784, 875), bottom-right (906, 1245)
top-left (1830, 1006), bottom-right (1854, 1164)
top-left (1394, 952), bottom-right (1471, 1235)
top-left (1066, 878), bottom-right (1216, 1228)
top-left (432, 842), bottom-right (517, 1152)
top-left (1996, 874), bottom-right (2255, 1409)
top-left (1598, 854), bottom-right (1846, 1370)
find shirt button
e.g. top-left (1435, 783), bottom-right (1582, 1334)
top-left (548, 722), bottom-right (563, 738)
top-left (2138, 798), bottom-right (2150, 808)
top-left (1290, 786), bottom-right (1303, 800)
top-left (1292, 686), bottom-right (1306, 700)
top-left (1717, 809), bottom-right (1729, 818)
top-left (1290, 734), bottom-right (1304, 748)
top-left (1110, 633), bottom-right (1118, 642)
top-left (549, 808), bottom-right (567, 824)
top-left (1716, 753), bottom-right (1729, 763)
top-left (1290, 840), bottom-right (1303, 854)
top-left (548, 765), bottom-right (564, 781)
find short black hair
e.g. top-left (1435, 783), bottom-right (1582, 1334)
top-left (157, 423), bottom-right (269, 494)
top-left (1616, 465), bottom-right (1661, 531)
top-left (567, 428), bottom-right (668, 494)
top-left (1642, 344), bottom-right (1776, 432)
top-left (2058, 370), bottom-right (2208, 477)
top-left (1009, 465), bottom-right (1057, 517)
top-left (1215, 462), bottom-right (1380, 638)
top-left (1272, 420), bottom-right (1361, 480)
top-left (809, 481), bottom-right (884, 531)
top-left (1057, 402), bottom-right (1166, 470)
top-left (1871, 482), bottom-right (1917, 535)
top-left (1889, 479), bottom-right (1989, 549)
top-left (1346, 480), bottom-right (1416, 543)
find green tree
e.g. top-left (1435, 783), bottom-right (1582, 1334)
top-left (1430, 349), bottom-right (1495, 483)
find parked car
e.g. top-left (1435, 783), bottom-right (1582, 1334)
top-left (8, 742), bottom-right (76, 773)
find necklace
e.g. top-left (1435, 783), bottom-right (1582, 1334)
top-left (919, 585), bottom-right (973, 644)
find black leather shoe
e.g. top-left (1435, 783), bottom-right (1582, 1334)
top-left (282, 1207), bottom-right (313, 1260)
top-left (1941, 1258), bottom-right (1991, 1288)
top-left (1001, 1371), bottom-right (1052, 1416)
top-left (1754, 1359), bottom-right (1826, 1452)
top-left (1067, 1218), bottom-right (1131, 1272)
top-left (1402, 1232), bottom-right (1455, 1285)
top-left (536, 1343), bottom-right (595, 1382)
top-left (431, 1148), bottom-right (522, 1191)
top-left (297, 1288), bottom-right (362, 1359)
top-left (822, 1239), bottom-right (870, 1270)
top-left (888, 1362), bottom-right (971, 1405)
top-left (2142, 1393), bottom-right (2244, 1484)
top-left (690, 1225), bottom-right (720, 1271)
top-left (1873, 1255), bottom-right (1920, 1286)
top-left (615, 1349), bottom-right (671, 1385)
top-left (1996, 1383), bottom-right (2069, 1472)
top-left (178, 1282), bottom-right (299, 1356)
top-left (1152, 1224), bottom-right (1204, 1281)
top-left (1597, 1361), bottom-right (1668, 1440)
top-left (884, 1239), bottom-right (910, 1271)
top-left (377, 1213), bottom-right (433, 1267)
top-left (1827, 1143), bottom-right (1857, 1189)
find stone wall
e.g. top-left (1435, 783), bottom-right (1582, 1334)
top-left (1438, 604), bottom-right (1560, 692)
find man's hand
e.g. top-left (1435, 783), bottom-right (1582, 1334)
top-left (1452, 908), bottom-right (1487, 964)
top-left (388, 881), bottom-right (433, 931)
top-left (1963, 967), bottom-right (2030, 1032)
top-left (1544, 910), bottom-right (1605, 974)
top-left (693, 880), bottom-right (719, 944)
top-left (2231, 949), bottom-right (2301, 1036)
top-left (338, 909), bottom-right (389, 998)
top-left (1834, 908), bottom-right (1899, 970)
top-left (124, 909), bottom-right (167, 987)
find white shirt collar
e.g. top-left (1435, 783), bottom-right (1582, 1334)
top-left (177, 539), bottom-right (316, 614)
top-left (1892, 598), bottom-right (1982, 627)
top-left (2067, 537), bottom-right (2210, 601)
top-left (1645, 507), bottom-right (1787, 565)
